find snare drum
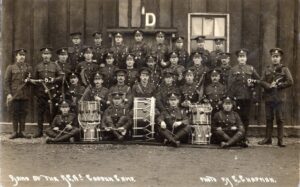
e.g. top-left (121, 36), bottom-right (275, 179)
top-left (133, 97), bottom-right (155, 140)
top-left (190, 103), bottom-right (212, 144)
top-left (78, 101), bottom-right (101, 141)
top-left (190, 103), bottom-right (213, 125)
top-left (191, 125), bottom-right (211, 145)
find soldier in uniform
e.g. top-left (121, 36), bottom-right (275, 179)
top-left (258, 48), bottom-right (294, 147)
top-left (157, 92), bottom-right (192, 147)
top-left (110, 32), bottom-right (128, 69)
top-left (56, 47), bottom-right (72, 75)
top-left (81, 72), bottom-right (109, 111)
top-left (124, 53), bottom-right (139, 87)
top-left (218, 52), bottom-right (232, 88)
top-left (189, 52), bottom-right (210, 87)
top-left (129, 30), bottom-right (148, 69)
top-left (204, 69), bottom-right (226, 115)
top-left (76, 46), bottom-right (100, 86)
top-left (145, 54), bottom-right (162, 89)
top-left (33, 47), bottom-right (63, 138)
top-left (228, 49), bottom-right (260, 140)
top-left (211, 97), bottom-right (247, 148)
top-left (191, 36), bottom-right (210, 67)
top-left (173, 36), bottom-right (190, 68)
top-left (156, 70), bottom-right (179, 112)
top-left (108, 69), bottom-right (133, 109)
top-left (167, 51), bottom-right (185, 86)
top-left (100, 51), bottom-right (118, 88)
top-left (4, 49), bottom-right (32, 139)
top-left (65, 72), bottom-right (85, 113)
top-left (101, 92), bottom-right (132, 141)
top-left (180, 69), bottom-right (201, 109)
top-left (132, 67), bottom-right (156, 98)
top-left (150, 31), bottom-right (170, 69)
top-left (45, 101), bottom-right (80, 143)
top-left (210, 38), bottom-right (225, 68)
top-left (56, 47), bottom-right (72, 105)
top-left (68, 32), bottom-right (84, 70)
top-left (92, 31), bottom-right (106, 67)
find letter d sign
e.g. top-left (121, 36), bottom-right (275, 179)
top-left (145, 13), bottom-right (156, 27)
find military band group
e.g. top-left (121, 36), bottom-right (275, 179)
top-left (4, 30), bottom-right (294, 148)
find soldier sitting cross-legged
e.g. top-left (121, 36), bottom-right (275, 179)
top-left (211, 97), bottom-right (247, 148)
top-left (101, 92), bottom-right (133, 141)
top-left (45, 101), bottom-right (80, 143)
top-left (157, 92), bottom-right (192, 147)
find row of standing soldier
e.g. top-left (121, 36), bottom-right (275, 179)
top-left (4, 30), bottom-right (293, 147)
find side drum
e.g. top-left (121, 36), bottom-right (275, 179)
top-left (133, 97), bottom-right (155, 140)
top-left (190, 103), bottom-right (213, 144)
top-left (78, 101), bottom-right (101, 141)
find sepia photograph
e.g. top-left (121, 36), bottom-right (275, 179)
top-left (0, 0), bottom-right (299, 186)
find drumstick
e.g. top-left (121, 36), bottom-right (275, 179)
top-left (54, 126), bottom-right (68, 140)
top-left (54, 122), bottom-right (73, 139)
top-left (55, 129), bottom-right (73, 135)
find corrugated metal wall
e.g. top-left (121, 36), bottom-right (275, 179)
top-left (1, 0), bottom-right (299, 126)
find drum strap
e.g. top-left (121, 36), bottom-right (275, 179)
top-left (137, 83), bottom-right (145, 95)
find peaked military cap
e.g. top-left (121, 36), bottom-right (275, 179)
top-left (70, 32), bottom-right (82, 38)
top-left (56, 47), bottom-right (68, 55)
top-left (214, 38), bottom-right (225, 44)
top-left (193, 36), bottom-right (206, 43)
top-left (269, 48), bottom-right (283, 56)
top-left (15, 48), bottom-right (27, 55)
top-left (92, 32), bottom-right (102, 38)
top-left (40, 47), bottom-right (53, 54)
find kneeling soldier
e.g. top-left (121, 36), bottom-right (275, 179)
top-left (211, 97), bottom-right (247, 148)
top-left (157, 92), bottom-right (192, 147)
top-left (101, 92), bottom-right (132, 141)
top-left (45, 101), bottom-right (80, 143)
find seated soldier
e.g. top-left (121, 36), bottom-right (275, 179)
top-left (167, 51), bottom-right (185, 86)
top-left (189, 52), bottom-right (209, 86)
top-left (101, 92), bottom-right (132, 141)
top-left (100, 51), bottom-right (118, 88)
top-left (145, 54), bottom-right (162, 89)
top-left (65, 72), bottom-right (85, 113)
top-left (211, 97), bottom-right (247, 148)
top-left (108, 69), bottom-right (133, 108)
top-left (156, 69), bottom-right (179, 112)
top-left (45, 101), bottom-right (80, 143)
top-left (132, 67), bottom-right (156, 97)
top-left (125, 53), bottom-right (139, 87)
top-left (204, 69), bottom-right (226, 116)
top-left (81, 72), bottom-right (109, 111)
top-left (180, 69), bottom-right (200, 109)
top-left (157, 92), bottom-right (192, 147)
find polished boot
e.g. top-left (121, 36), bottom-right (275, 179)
top-left (174, 126), bottom-right (190, 141)
top-left (226, 132), bottom-right (244, 147)
top-left (159, 129), bottom-right (179, 147)
top-left (9, 120), bottom-right (19, 139)
top-left (18, 118), bottom-right (31, 138)
top-left (112, 130), bottom-right (124, 141)
top-left (258, 121), bottom-right (273, 145)
top-left (33, 123), bottom-right (43, 138)
top-left (277, 123), bottom-right (286, 147)
top-left (215, 130), bottom-right (231, 142)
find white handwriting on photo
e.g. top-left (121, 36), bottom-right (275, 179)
top-left (9, 174), bottom-right (136, 187)
top-left (199, 175), bottom-right (277, 187)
